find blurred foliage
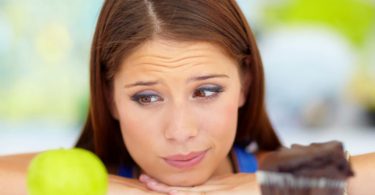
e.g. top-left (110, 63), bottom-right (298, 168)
top-left (263, 0), bottom-right (375, 111)
top-left (264, 0), bottom-right (375, 47)
top-left (349, 63), bottom-right (375, 110)
top-left (0, 0), bottom-right (101, 125)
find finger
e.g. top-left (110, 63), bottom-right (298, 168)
top-left (146, 180), bottom-right (175, 193)
top-left (139, 174), bottom-right (166, 186)
top-left (139, 174), bottom-right (153, 183)
top-left (169, 190), bottom-right (204, 195)
top-left (173, 184), bottom-right (228, 192)
top-left (138, 174), bottom-right (186, 193)
top-left (142, 179), bottom-right (215, 194)
top-left (139, 175), bottom-right (228, 193)
top-left (168, 190), bottom-right (231, 195)
top-left (169, 189), bottom-right (259, 195)
top-left (167, 185), bottom-right (230, 195)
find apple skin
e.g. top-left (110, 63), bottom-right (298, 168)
top-left (27, 148), bottom-right (108, 195)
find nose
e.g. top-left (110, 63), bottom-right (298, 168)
top-left (164, 102), bottom-right (198, 143)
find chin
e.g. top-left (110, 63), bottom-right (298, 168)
top-left (159, 171), bottom-right (210, 187)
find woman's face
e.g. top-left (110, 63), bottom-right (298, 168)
top-left (112, 38), bottom-right (247, 186)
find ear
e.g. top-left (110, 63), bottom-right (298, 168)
top-left (238, 57), bottom-right (252, 107)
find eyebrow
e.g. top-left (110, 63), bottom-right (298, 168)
top-left (188, 74), bottom-right (229, 82)
top-left (124, 74), bottom-right (229, 88)
top-left (124, 81), bottom-right (159, 88)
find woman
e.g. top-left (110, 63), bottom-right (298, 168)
top-left (1, 0), bottom-right (374, 194)
top-left (78, 0), bottom-right (279, 183)
top-left (77, 0), bottom-right (280, 193)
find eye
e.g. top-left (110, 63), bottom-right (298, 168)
top-left (131, 92), bottom-right (164, 105)
top-left (193, 85), bottom-right (224, 99)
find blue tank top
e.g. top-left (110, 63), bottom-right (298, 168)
top-left (118, 146), bottom-right (257, 178)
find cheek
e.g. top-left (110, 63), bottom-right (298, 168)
top-left (115, 102), bottom-right (162, 161)
top-left (197, 97), bottom-right (239, 142)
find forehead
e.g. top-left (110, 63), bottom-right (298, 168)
top-left (119, 39), bottom-right (238, 73)
top-left (131, 39), bottom-right (224, 57)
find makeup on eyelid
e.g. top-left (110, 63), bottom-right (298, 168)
top-left (124, 74), bottom-right (230, 89)
top-left (130, 85), bottom-right (225, 105)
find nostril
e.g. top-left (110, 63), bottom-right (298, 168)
top-left (164, 127), bottom-right (198, 142)
top-left (164, 105), bottom-right (198, 141)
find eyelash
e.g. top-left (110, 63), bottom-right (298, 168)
top-left (131, 93), bottom-right (164, 105)
top-left (193, 86), bottom-right (224, 99)
top-left (131, 85), bottom-right (224, 106)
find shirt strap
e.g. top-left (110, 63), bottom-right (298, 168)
top-left (118, 164), bottom-right (134, 178)
top-left (233, 145), bottom-right (258, 173)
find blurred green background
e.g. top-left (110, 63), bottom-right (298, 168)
top-left (0, 0), bottom-right (374, 155)
top-left (0, 0), bottom-right (101, 124)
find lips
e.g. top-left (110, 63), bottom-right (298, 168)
top-left (163, 150), bottom-right (208, 169)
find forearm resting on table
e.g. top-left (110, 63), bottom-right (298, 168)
top-left (348, 152), bottom-right (375, 194)
top-left (0, 153), bottom-right (36, 195)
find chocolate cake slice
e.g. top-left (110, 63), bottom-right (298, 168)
top-left (257, 141), bottom-right (354, 195)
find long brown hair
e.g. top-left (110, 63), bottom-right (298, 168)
top-left (76, 0), bottom-right (281, 167)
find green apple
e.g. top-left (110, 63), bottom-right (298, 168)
top-left (27, 148), bottom-right (108, 195)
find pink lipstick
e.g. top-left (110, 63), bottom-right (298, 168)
top-left (163, 150), bottom-right (207, 169)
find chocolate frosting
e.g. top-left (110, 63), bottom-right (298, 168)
top-left (259, 141), bottom-right (354, 179)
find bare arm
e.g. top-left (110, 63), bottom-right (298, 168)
top-left (0, 153), bottom-right (37, 195)
top-left (348, 152), bottom-right (375, 195)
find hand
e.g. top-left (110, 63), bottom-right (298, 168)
top-left (108, 174), bottom-right (165, 195)
top-left (139, 173), bottom-right (261, 195)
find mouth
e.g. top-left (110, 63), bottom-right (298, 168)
top-left (163, 149), bottom-right (208, 169)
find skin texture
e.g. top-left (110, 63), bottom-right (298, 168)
top-left (348, 153), bottom-right (375, 195)
top-left (111, 38), bottom-right (247, 187)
